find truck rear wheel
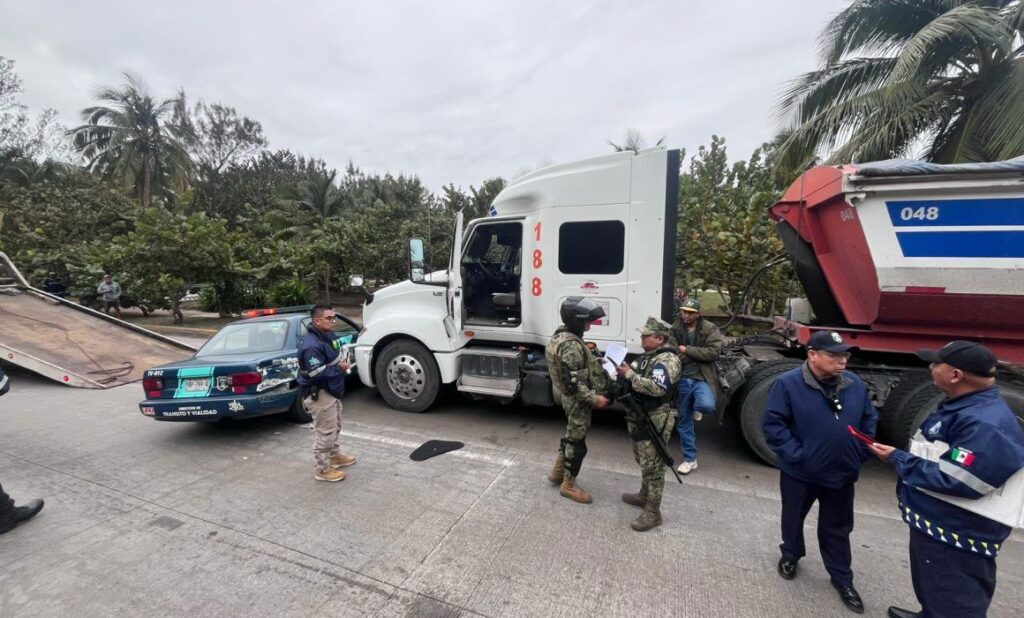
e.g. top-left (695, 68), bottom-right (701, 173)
top-left (879, 371), bottom-right (932, 443)
top-left (737, 360), bottom-right (799, 466)
top-left (374, 339), bottom-right (440, 413)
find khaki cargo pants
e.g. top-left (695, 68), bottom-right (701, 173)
top-left (305, 389), bottom-right (343, 472)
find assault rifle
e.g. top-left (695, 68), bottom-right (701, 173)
top-left (615, 383), bottom-right (683, 484)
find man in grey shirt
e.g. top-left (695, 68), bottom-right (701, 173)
top-left (96, 274), bottom-right (122, 318)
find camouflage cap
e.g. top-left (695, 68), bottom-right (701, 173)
top-left (680, 298), bottom-right (701, 313)
top-left (637, 316), bottom-right (673, 337)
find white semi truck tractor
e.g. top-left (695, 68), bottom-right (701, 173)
top-left (351, 148), bottom-right (1024, 464)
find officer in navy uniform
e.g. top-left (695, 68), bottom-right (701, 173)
top-left (869, 341), bottom-right (1024, 618)
top-left (763, 330), bottom-right (878, 614)
top-left (0, 367), bottom-right (46, 535)
top-left (297, 304), bottom-right (356, 482)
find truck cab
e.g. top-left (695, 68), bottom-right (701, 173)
top-left (352, 147), bottom-right (680, 412)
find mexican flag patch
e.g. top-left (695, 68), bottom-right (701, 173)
top-left (951, 447), bottom-right (975, 467)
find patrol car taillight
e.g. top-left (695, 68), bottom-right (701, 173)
top-left (230, 372), bottom-right (262, 393)
top-left (143, 376), bottom-right (163, 398)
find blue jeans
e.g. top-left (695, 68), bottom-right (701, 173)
top-left (676, 378), bottom-right (715, 462)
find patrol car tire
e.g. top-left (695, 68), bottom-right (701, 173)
top-left (375, 339), bottom-right (439, 413)
top-left (893, 383), bottom-right (945, 450)
top-left (287, 390), bottom-right (312, 423)
top-left (737, 360), bottom-right (799, 466)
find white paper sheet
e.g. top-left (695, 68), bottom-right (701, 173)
top-left (602, 343), bottom-right (628, 378)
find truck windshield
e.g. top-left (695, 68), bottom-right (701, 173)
top-left (196, 320), bottom-right (290, 357)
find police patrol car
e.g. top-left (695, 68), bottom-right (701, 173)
top-left (138, 306), bottom-right (358, 422)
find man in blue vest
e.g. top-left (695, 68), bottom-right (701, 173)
top-left (0, 367), bottom-right (46, 535)
top-left (297, 305), bottom-right (356, 482)
top-left (763, 330), bottom-right (878, 614)
top-left (869, 341), bottom-right (1024, 618)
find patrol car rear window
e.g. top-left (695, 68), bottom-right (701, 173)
top-left (558, 221), bottom-right (625, 274)
top-left (196, 320), bottom-right (290, 357)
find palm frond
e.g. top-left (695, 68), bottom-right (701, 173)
top-left (818, 0), bottom-right (943, 64)
top-left (890, 4), bottom-right (1011, 81)
top-left (972, 57), bottom-right (1024, 158)
top-left (774, 57), bottom-right (897, 125)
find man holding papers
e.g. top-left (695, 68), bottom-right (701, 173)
top-left (869, 341), bottom-right (1024, 618)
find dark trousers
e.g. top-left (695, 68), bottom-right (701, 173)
top-left (779, 471), bottom-right (855, 587)
top-left (910, 530), bottom-right (996, 618)
top-left (0, 480), bottom-right (13, 515)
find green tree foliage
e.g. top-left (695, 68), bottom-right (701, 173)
top-left (775, 0), bottom-right (1024, 164)
top-left (677, 136), bottom-right (799, 319)
top-left (112, 207), bottom-right (251, 322)
top-left (71, 74), bottom-right (192, 208)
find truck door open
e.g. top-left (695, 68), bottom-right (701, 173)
top-left (460, 220), bottom-right (523, 327)
top-left (447, 212), bottom-right (464, 329)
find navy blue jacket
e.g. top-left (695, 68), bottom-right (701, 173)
top-left (890, 386), bottom-right (1024, 557)
top-left (297, 328), bottom-right (346, 399)
top-left (763, 363), bottom-right (878, 488)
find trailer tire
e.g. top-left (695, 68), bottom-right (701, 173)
top-left (287, 390), bottom-right (312, 423)
top-left (879, 371), bottom-right (932, 443)
top-left (374, 339), bottom-right (440, 413)
top-left (737, 360), bottom-right (799, 466)
top-left (893, 383), bottom-right (945, 449)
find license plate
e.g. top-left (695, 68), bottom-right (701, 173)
top-left (183, 378), bottom-right (210, 392)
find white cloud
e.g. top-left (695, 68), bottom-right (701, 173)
top-left (1, 0), bottom-right (847, 190)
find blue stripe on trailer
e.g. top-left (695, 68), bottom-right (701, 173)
top-left (887, 198), bottom-right (1024, 227)
top-left (896, 231), bottom-right (1024, 258)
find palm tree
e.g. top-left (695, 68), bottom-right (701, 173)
top-left (71, 74), bottom-right (192, 207)
top-left (775, 0), bottom-right (1024, 164)
top-left (277, 170), bottom-right (349, 301)
top-left (607, 128), bottom-right (665, 153)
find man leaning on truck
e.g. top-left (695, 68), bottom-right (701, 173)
top-left (545, 297), bottom-right (611, 504)
top-left (670, 298), bottom-right (724, 475)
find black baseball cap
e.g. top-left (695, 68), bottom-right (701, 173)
top-left (917, 341), bottom-right (997, 377)
top-left (807, 330), bottom-right (859, 354)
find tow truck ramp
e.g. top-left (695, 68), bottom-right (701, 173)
top-left (0, 252), bottom-right (197, 388)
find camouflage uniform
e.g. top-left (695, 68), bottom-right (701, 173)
top-left (621, 317), bottom-right (682, 530)
top-left (546, 326), bottom-right (611, 501)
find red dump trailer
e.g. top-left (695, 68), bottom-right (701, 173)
top-left (728, 158), bottom-right (1024, 463)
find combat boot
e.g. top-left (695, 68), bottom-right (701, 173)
top-left (620, 486), bottom-right (647, 507)
top-left (559, 477), bottom-right (593, 504)
top-left (547, 454), bottom-right (566, 484)
top-left (630, 500), bottom-right (662, 532)
top-left (330, 454), bottom-right (357, 469)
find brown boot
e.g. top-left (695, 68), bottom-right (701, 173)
top-left (621, 487), bottom-right (647, 507)
top-left (630, 501), bottom-right (662, 531)
top-left (330, 454), bottom-right (357, 469)
top-left (560, 478), bottom-right (593, 504)
top-left (547, 454), bottom-right (566, 485)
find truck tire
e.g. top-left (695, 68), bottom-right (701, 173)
top-left (878, 371), bottom-right (932, 443)
top-left (737, 360), bottom-right (800, 466)
top-left (893, 383), bottom-right (946, 449)
top-left (287, 390), bottom-right (312, 423)
top-left (374, 339), bottom-right (440, 413)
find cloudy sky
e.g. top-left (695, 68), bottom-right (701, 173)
top-left (2, 0), bottom-right (847, 191)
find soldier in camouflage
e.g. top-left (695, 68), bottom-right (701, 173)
top-left (616, 316), bottom-right (682, 531)
top-left (545, 297), bottom-right (612, 504)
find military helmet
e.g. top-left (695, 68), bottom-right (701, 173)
top-left (638, 316), bottom-right (673, 337)
top-left (560, 297), bottom-right (605, 332)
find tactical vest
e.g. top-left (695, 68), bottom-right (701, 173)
top-left (545, 329), bottom-right (610, 399)
top-left (632, 346), bottom-right (679, 411)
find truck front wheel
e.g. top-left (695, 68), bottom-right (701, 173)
top-left (374, 339), bottom-right (440, 413)
top-left (737, 360), bottom-right (799, 466)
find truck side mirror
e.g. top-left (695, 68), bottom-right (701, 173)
top-left (348, 275), bottom-right (364, 288)
top-left (409, 237), bottom-right (426, 283)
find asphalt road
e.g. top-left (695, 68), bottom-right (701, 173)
top-left (1, 363), bottom-right (1021, 617)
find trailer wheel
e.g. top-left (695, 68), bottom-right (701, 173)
top-left (287, 390), bottom-right (312, 423)
top-left (893, 383), bottom-right (945, 449)
top-left (879, 371), bottom-right (932, 443)
top-left (374, 339), bottom-right (440, 413)
top-left (738, 360), bottom-right (799, 466)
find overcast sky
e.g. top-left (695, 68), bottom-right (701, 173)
top-left (1, 0), bottom-right (847, 191)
